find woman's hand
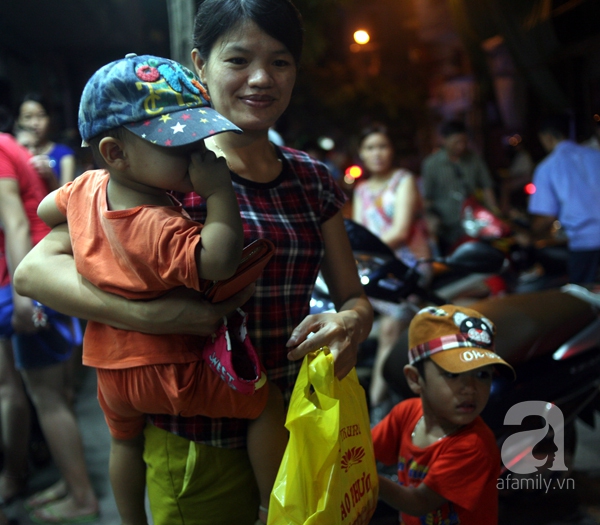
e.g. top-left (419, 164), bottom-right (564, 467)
top-left (11, 293), bottom-right (37, 334)
top-left (29, 155), bottom-right (59, 191)
top-left (285, 212), bottom-right (373, 379)
top-left (30, 155), bottom-right (56, 179)
top-left (286, 308), bottom-right (364, 379)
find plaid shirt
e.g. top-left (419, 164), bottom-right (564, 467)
top-left (149, 146), bottom-right (346, 448)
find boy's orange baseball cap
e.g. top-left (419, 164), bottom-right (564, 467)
top-left (408, 305), bottom-right (515, 378)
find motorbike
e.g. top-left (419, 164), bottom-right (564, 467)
top-left (314, 219), bottom-right (600, 482)
top-left (441, 196), bottom-right (570, 298)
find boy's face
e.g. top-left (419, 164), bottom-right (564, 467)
top-left (419, 360), bottom-right (493, 429)
top-left (119, 132), bottom-right (206, 194)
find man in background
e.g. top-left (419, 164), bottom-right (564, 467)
top-left (421, 120), bottom-right (499, 255)
top-left (528, 114), bottom-right (600, 285)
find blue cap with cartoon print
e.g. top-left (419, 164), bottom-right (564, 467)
top-left (78, 53), bottom-right (241, 147)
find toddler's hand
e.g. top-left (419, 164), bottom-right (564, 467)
top-left (189, 143), bottom-right (232, 199)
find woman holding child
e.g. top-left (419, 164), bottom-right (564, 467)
top-left (15, 0), bottom-right (373, 524)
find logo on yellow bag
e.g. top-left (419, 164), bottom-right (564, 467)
top-left (341, 446), bottom-right (366, 472)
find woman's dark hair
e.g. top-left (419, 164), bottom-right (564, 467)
top-left (20, 92), bottom-right (51, 114)
top-left (358, 122), bottom-right (392, 147)
top-left (193, 0), bottom-right (304, 65)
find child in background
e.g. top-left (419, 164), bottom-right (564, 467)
top-left (37, 54), bottom-right (287, 525)
top-left (372, 304), bottom-right (515, 524)
top-left (17, 93), bottom-right (76, 188)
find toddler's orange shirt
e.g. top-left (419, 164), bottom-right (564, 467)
top-left (56, 170), bottom-right (207, 369)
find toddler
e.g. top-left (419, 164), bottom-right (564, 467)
top-left (38, 54), bottom-right (287, 525)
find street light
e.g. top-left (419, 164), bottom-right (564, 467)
top-left (350, 29), bottom-right (371, 53)
top-left (353, 29), bottom-right (370, 45)
top-left (349, 27), bottom-right (380, 76)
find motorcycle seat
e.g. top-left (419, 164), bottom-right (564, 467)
top-left (470, 289), bottom-right (597, 365)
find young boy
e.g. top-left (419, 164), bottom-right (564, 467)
top-left (37, 54), bottom-right (286, 525)
top-left (372, 304), bottom-right (515, 524)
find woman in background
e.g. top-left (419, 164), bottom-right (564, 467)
top-left (17, 93), bottom-right (75, 189)
top-left (353, 123), bottom-right (431, 417)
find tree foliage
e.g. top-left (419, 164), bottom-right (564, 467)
top-left (283, 0), bottom-right (430, 151)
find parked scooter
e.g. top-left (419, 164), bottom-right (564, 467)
top-left (455, 197), bottom-right (568, 295)
top-left (321, 219), bottom-right (600, 480)
top-left (442, 196), bottom-right (569, 298)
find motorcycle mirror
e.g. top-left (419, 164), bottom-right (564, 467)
top-left (441, 241), bottom-right (506, 273)
top-left (344, 219), bottom-right (395, 258)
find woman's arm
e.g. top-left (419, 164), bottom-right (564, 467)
top-left (0, 178), bottom-right (37, 333)
top-left (352, 186), bottom-right (364, 224)
top-left (14, 224), bottom-right (255, 335)
top-left (286, 211), bottom-right (373, 379)
top-left (379, 174), bottom-right (418, 249)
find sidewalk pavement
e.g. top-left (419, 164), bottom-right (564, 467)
top-left (4, 366), bottom-right (126, 525)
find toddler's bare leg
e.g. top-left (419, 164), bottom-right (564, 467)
top-left (110, 434), bottom-right (148, 525)
top-left (247, 382), bottom-right (288, 524)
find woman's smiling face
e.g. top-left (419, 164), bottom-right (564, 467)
top-left (192, 20), bottom-right (297, 133)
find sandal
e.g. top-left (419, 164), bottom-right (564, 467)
top-left (30, 506), bottom-right (99, 525)
top-left (24, 482), bottom-right (68, 512)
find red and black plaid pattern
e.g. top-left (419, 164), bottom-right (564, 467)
top-left (149, 146), bottom-right (346, 448)
top-left (408, 333), bottom-right (474, 365)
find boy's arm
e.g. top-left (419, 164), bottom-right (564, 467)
top-left (378, 475), bottom-right (448, 517)
top-left (189, 148), bottom-right (244, 281)
top-left (38, 190), bottom-right (67, 227)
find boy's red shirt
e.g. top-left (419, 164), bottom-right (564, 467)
top-left (372, 397), bottom-right (500, 525)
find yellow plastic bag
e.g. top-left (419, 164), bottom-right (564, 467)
top-left (268, 347), bottom-right (379, 525)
